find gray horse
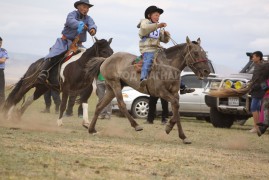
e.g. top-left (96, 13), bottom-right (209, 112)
top-left (85, 37), bottom-right (211, 144)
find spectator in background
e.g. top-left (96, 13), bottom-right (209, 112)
top-left (249, 51), bottom-right (265, 133)
top-left (96, 73), bottom-right (111, 119)
top-left (0, 37), bottom-right (9, 106)
top-left (41, 90), bottom-right (61, 114)
top-left (257, 79), bottom-right (269, 136)
top-left (145, 82), bottom-right (195, 124)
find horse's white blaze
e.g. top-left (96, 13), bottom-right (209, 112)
top-left (82, 103), bottom-right (89, 124)
top-left (60, 47), bottom-right (87, 82)
top-left (57, 119), bottom-right (63, 126)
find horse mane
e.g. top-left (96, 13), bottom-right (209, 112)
top-left (78, 39), bottom-right (109, 65)
top-left (162, 43), bottom-right (186, 61)
top-left (84, 57), bottom-right (106, 80)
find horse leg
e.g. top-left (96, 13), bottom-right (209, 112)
top-left (79, 85), bottom-right (93, 128)
top-left (20, 95), bottom-right (34, 116)
top-left (57, 91), bottom-right (68, 126)
top-left (176, 112), bottom-right (191, 144)
top-left (161, 93), bottom-right (189, 144)
top-left (20, 85), bottom-right (49, 115)
top-left (88, 87), bottom-right (115, 133)
top-left (108, 82), bottom-right (142, 131)
top-left (7, 105), bottom-right (16, 121)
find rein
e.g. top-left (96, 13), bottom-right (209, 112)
top-left (161, 28), bottom-right (208, 67)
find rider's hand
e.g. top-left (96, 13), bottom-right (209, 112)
top-left (158, 22), bottom-right (167, 28)
top-left (89, 28), bottom-right (96, 36)
top-left (77, 21), bottom-right (85, 34)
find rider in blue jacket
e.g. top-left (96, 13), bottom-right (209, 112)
top-left (38, 0), bottom-right (97, 83)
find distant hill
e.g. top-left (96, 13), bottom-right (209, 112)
top-left (5, 52), bottom-right (43, 84)
top-left (4, 52), bottom-right (238, 85)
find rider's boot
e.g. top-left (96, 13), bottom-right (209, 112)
top-left (37, 58), bottom-right (53, 84)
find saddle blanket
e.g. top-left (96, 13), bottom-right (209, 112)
top-left (60, 47), bottom-right (86, 82)
top-left (132, 56), bottom-right (143, 73)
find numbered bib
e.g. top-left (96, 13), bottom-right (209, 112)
top-left (149, 29), bottom-right (160, 39)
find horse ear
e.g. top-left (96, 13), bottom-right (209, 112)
top-left (197, 38), bottom-right (201, 45)
top-left (94, 37), bottom-right (99, 41)
top-left (186, 36), bottom-right (191, 44)
top-left (108, 38), bottom-right (113, 45)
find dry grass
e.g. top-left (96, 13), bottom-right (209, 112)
top-left (1, 92), bottom-right (269, 179)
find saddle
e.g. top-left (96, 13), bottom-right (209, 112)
top-left (132, 56), bottom-right (143, 73)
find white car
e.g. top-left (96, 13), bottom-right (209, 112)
top-left (112, 72), bottom-right (217, 121)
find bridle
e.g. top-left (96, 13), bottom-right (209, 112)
top-left (92, 36), bottom-right (100, 57)
top-left (164, 28), bottom-right (208, 69)
top-left (183, 44), bottom-right (208, 71)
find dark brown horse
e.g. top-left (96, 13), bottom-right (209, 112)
top-left (3, 38), bottom-right (113, 125)
top-left (84, 37), bottom-right (211, 144)
top-left (57, 38), bottom-right (113, 127)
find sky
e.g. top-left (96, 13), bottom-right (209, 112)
top-left (1, 0), bottom-right (269, 76)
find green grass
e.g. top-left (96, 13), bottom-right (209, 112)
top-left (1, 91), bottom-right (269, 179)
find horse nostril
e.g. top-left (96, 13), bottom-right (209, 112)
top-left (204, 69), bottom-right (210, 75)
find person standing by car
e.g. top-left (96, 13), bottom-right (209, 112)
top-left (145, 82), bottom-right (195, 124)
top-left (249, 51), bottom-right (265, 133)
top-left (96, 73), bottom-right (112, 119)
top-left (0, 37), bottom-right (9, 106)
top-left (256, 79), bottom-right (269, 136)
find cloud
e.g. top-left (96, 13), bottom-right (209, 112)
top-left (1, 0), bottom-right (269, 75)
top-left (249, 38), bottom-right (269, 50)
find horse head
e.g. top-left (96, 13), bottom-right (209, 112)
top-left (93, 38), bottom-right (114, 58)
top-left (183, 36), bottom-right (211, 79)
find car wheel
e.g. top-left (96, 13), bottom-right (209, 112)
top-left (131, 97), bottom-right (149, 119)
top-left (210, 107), bottom-right (234, 128)
top-left (204, 117), bottom-right (211, 123)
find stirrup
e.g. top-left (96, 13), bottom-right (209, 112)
top-left (37, 71), bottom-right (48, 83)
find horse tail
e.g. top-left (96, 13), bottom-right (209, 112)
top-left (84, 57), bottom-right (106, 80)
top-left (3, 58), bottom-right (44, 112)
top-left (3, 77), bottom-right (25, 112)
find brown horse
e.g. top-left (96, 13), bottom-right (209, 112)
top-left (84, 37), bottom-right (211, 144)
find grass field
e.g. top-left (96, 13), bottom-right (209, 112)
top-left (1, 91), bottom-right (269, 179)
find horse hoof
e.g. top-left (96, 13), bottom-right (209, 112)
top-left (165, 125), bottom-right (173, 134)
top-left (82, 123), bottom-right (90, 129)
top-left (57, 120), bottom-right (63, 127)
top-left (183, 138), bottom-right (192, 144)
top-left (135, 125), bottom-right (143, 131)
top-left (88, 128), bottom-right (97, 134)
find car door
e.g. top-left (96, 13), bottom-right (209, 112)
top-left (180, 74), bottom-right (216, 113)
top-left (180, 75), bottom-right (203, 113)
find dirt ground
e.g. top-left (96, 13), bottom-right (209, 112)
top-left (1, 96), bottom-right (269, 180)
